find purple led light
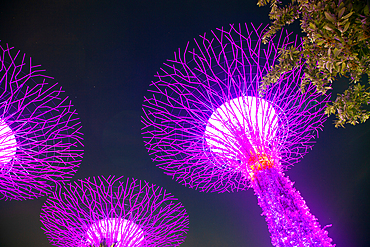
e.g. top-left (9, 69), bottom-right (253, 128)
top-left (142, 23), bottom-right (335, 246)
top-left (0, 119), bottom-right (17, 164)
top-left (40, 175), bottom-right (189, 247)
top-left (0, 43), bottom-right (83, 200)
top-left (252, 168), bottom-right (334, 246)
top-left (85, 218), bottom-right (145, 246)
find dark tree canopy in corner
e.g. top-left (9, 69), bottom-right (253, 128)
top-left (258, 0), bottom-right (370, 127)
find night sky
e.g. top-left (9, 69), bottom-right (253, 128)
top-left (0, 0), bottom-right (369, 246)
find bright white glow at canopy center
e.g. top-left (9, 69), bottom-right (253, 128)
top-left (85, 218), bottom-right (145, 247)
top-left (0, 119), bottom-right (17, 165)
top-left (205, 96), bottom-right (279, 155)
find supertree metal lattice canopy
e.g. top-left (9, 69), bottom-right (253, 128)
top-left (142, 23), bottom-right (335, 246)
top-left (0, 43), bottom-right (83, 200)
top-left (40, 175), bottom-right (189, 247)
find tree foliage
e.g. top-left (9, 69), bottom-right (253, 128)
top-left (258, 0), bottom-right (370, 127)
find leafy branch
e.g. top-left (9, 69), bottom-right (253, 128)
top-left (258, 0), bottom-right (370, 127)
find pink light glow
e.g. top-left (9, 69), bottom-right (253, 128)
top-left (0, 120), bottom-right (17, 164)
top-left (85, 218), bottom-right (145, 247)
top-left (0, 43), bottom-right (84, 200)
top-left (40, 176), bottom-right (189, 247)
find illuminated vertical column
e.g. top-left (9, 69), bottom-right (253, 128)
top-left (251, 167), bottom-right (332, 246)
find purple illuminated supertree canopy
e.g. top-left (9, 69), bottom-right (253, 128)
top-left (40, 175), bottom-right (189, 247)
top-left (142, 23), bottom-right (335, 246)
top-left (0, 43), bottom-right (83, 200)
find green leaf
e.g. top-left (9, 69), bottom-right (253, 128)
top-left (309, 22), bottom-right (316, 30)
top-left (338, 19), bottom-right (348, 26)
top-left (338, 7), bottom-right (346, 19)
top-left (323, 25), bottom-right (333, 31)
top-left (325, 11), bottom-right (336, 22)
top-left (364, 5), bottom-right (369, 16)
top-left (341, 11), bottom-right (353, 19)
top-left (358, 34), bottom-right (367, 42)
top-left (317, 39), bottom-right (325, 46)
top-left (341, 61), bottom-right (346, 72)
top-left (342, 21), bottom-right (350, 32)
top-left (333, 48), bottom-right (341, 57)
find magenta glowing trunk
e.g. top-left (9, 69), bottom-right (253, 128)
top-left (142, 23), bottom-right (335, 246)
top-left (252, 168), bottom-right (333, 246)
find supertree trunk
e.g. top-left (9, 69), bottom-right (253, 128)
top-left (252, 168), bottom-right (333, 246)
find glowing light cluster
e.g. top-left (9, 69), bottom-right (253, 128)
top-left (85, 218), bottom-right (145, 247)
top-left (0, 43), bottom-right (83, 200)
top-left (40, 175), bottom-right (189, 247)
top-left (142, 23), bottom-right (334, 246)
top-left (0, 120), bottom-right (17, 164)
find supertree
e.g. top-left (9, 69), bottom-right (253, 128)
top-left (40, 175), bottom-right (189, 247)
top-left (141, 23), bottom-right (335, 246)
top-left (0, 43), bottom-right (83, 200)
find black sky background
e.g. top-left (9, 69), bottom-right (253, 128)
top-left (0, 0), bottom-right (369, 246)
